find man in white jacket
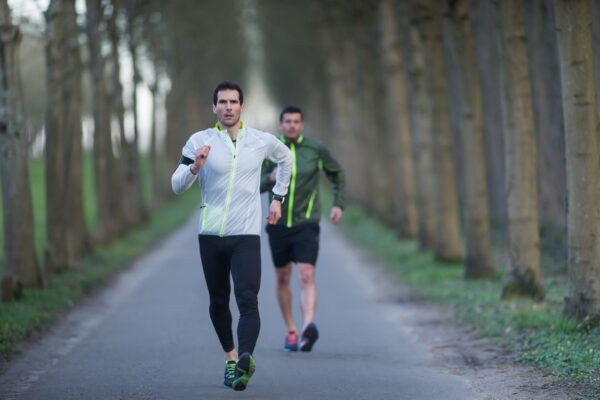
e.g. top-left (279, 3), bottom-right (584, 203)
top-left (171, 81), bottom-right (292, 391)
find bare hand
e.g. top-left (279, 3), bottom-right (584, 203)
top-left (191, 145), bottom-right (211, 174)
top-left (330, 206), bottom-right (343, 224)
top-left (269, 167), bottom-right (278, 182)
top-left (266, 200), bottom-right (282, 224)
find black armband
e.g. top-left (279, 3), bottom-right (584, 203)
top-left (179, 155), bottom-right (194, 166)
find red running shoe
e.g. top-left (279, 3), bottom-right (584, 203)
top-left (284, 331), bottom-right (299, 351)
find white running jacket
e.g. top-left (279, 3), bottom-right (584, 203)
top-left (171, 124), bottom-right (292, 237)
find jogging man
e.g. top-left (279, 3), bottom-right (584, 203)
top-left (171, 81), bottom-right (292, 391)
top-left (261, 105), bottom-right (345, 352)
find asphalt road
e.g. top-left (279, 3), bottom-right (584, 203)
top-left (0, 207), bottom-right (480, 400)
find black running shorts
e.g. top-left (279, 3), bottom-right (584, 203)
top-left (265, 223), bottom-right (320, 268)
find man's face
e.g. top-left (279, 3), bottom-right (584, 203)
top-left (213, 89), bottom-right (242, 128)
top-left (280, 112), bottom-right (303, 139)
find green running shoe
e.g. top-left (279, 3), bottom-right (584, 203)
top-left (231, 352), bottom-right (256, 391)
top-left (224, 360), bottom-right (236, 388)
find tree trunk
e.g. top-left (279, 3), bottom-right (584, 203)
top-left (407, 5), bottom-right (436, 250)
top-left (106, 3), bottom-right (131, 230)
top-left (357, 6), bottom-right (388, 219)
top-left (165, 76), bottom-right (184, 172)
top-left (422, 0), bottom-right (464, 262)
top-left (86, 0), bottom-right (119, 242)
top-left (0, 0), bottom-right (42, 300)
top-left (525, 1), bottom-right (566, 255)
top-left (44, 0), bottom-right (90, 273)
top-left (145, 12), bottom-right (169, 209)
top-left (470, 0), bottom-right (507, 232)
top-left (449, 0), bottom-right (494, 279)
top-left (125, 7), bottom-right (148, 224)
top-left (149, 81), bottom-right (165, 209)
top-left (593, 0), bottom-right (600, 119)
top-left (499, 0), bottom-right (544, 300)
top-left (379, 0), bottom-right (418, 237)
top-left (556, 0), bottom-right (600, 323)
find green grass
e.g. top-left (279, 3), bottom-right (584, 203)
top-left (340, 205), bottom-right (600, 390)
top-left (83, 155), bottom-right (98, 232)
top-left (0, 159), bottom-right (47, 264)
top-left (0, 188), bottom-right (197, 356)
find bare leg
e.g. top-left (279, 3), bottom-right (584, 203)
top-left (226, 349), bottom-right (238, 361)
top-left (275, 263), bottom-right (297, 332)
top-left (298, 263), bottom-right (317, 330)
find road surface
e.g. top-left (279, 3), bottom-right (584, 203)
top-left (0, 210), bottom-right (479, 399)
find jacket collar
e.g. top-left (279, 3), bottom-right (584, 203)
top-left (215, 121), bottom-right (245, 139)
top-left (280, 134), bottom-right (304, 145)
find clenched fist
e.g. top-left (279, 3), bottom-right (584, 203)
top-left (330, 206), bottom-right (343, 224)
top-left (191, 145), bottom-right (211, 174)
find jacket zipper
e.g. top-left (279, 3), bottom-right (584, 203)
top-left (287, 143), bottom-right (297, 228)
top-left (305, 190), bottom-right (317, 219)
top-left (219, 138), bottom-right (238, 236)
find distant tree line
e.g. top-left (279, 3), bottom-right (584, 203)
top-left (1, 0), bottom-right (599, 325)
top-left (258, 0), bottom-right (600, 324)
top-left (0, 0), bottom-right (246, 301)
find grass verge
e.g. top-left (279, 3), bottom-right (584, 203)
top-left (340, 205), bottom-right (599, 393)
top-left (0, 190), bottom-right (197, 357)
top-left (0, 154), bottom-right (159, 268)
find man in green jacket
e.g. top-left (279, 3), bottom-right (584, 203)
top-left (261, 105), bottom-right (345, 352)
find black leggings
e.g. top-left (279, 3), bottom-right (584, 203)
top-left (198, 235), bottom-right (261, 355)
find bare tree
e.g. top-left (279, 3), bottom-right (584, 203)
top-left (354, 2), bottom-right (389, 218)
top-left (86, 0), bottom-right (120, 241)
top-left (407, 2), bottom-right (436, 250)
top-left (148, 70), bottom-right (162, 207)
top-left (447, 0), bottom-right (494, 278)
top-left (44, 0), bottom-right (91, 273)
top-left (379, 0), bottom-right (418, 237)
top-left (106, 1), bottom-right (132, 230)
top-left (121, 0), bottom-right (148, 225)
top-left (144, 7), bottom-right (168, 208)
top-left (593, 0), bottom-right (600, 119)
top-left (470, 0), bottom-right (507, 232)
top-left (498, 0), bottom-right (544, 299)
top-left (525, 1), bottom-right (566, 256)
top-left (556, 0), bottom-right (600, 323)
top-left (0, 0), bottom-right (42, 300)
top-left (421, 0), bottom-right (464, 262)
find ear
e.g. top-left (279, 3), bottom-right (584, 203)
top-left (212, 104), bottom-right (217, 114)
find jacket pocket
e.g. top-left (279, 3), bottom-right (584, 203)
top-left (200, 204), bottom-right (223, 234)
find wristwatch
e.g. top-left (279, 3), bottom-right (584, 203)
top-left (272, 194), bottom-right (285, 204)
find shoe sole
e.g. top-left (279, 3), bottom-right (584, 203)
top-left (232, 353), bottom-right (256, 391)
top-left (300, 324), bottom-right (319, 352)
top-left (284, 344), bottom-right (298, 352)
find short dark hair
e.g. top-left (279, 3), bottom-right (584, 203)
top-left (279, 105), bottom-right (304, 122)
top-left (213, 81), bottom-right (244, 105)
